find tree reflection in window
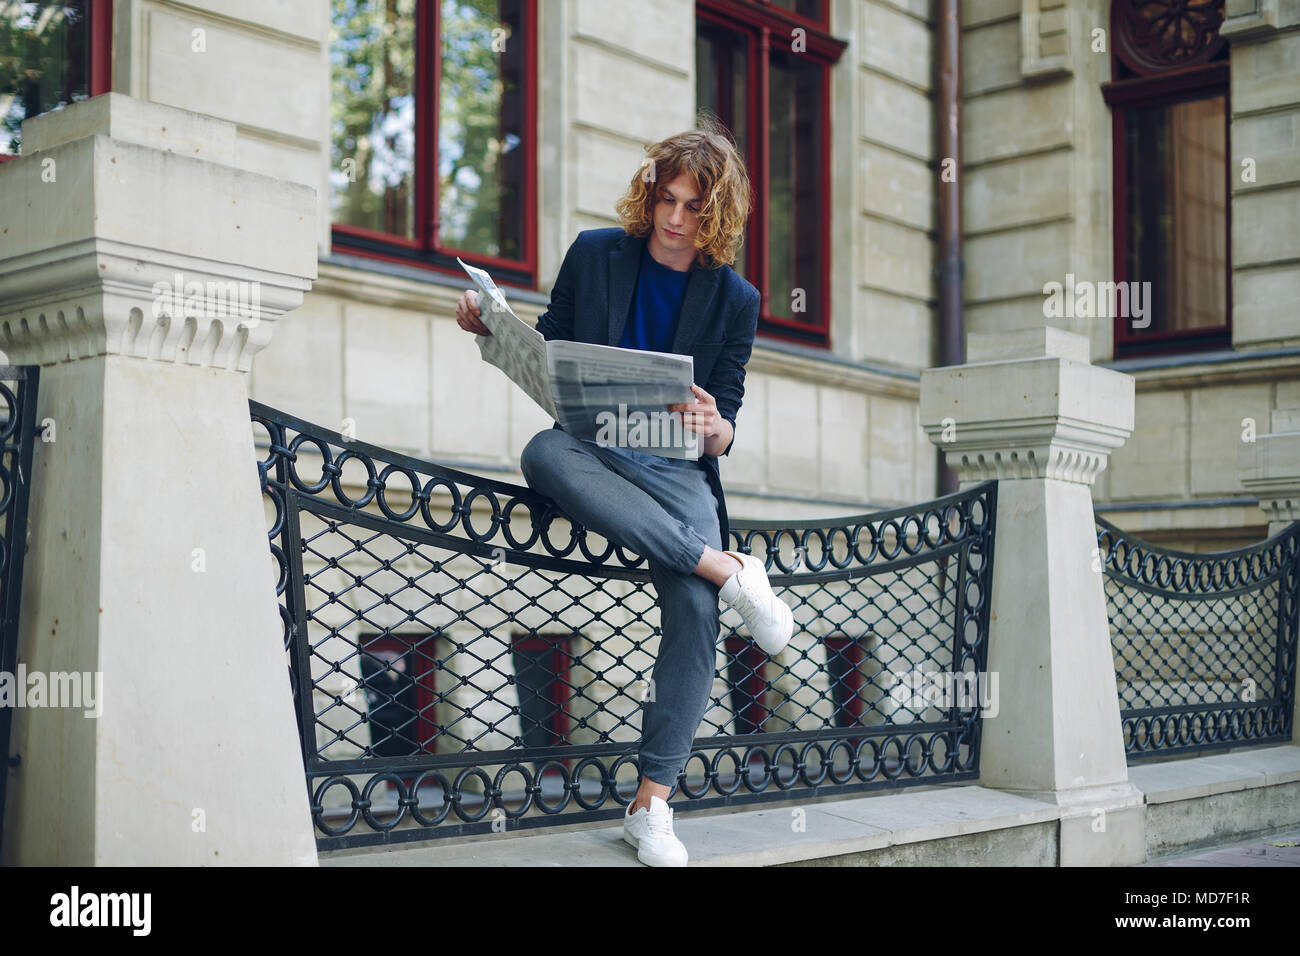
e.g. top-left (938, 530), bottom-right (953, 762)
top-left (1, 2), bottom-right (92, 158)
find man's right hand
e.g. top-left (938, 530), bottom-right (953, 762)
top-left (455, 289), bottom-right (492, 336)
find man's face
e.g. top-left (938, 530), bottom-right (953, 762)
top-left (653, 173), bottom-right (702, 252)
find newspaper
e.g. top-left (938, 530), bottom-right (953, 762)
top-left (458, 258), bottom-right (700, 460)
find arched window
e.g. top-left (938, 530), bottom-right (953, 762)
top-left (1103, 0), bottom-right (1231, 357)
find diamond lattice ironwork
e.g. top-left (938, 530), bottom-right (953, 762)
top-left (1097, 516), bottom-right (1299, 762)
top-left (253, 401), bottom-right (998, 850)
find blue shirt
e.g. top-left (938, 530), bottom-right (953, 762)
top-left (618, 243), bottom-right (690, 353)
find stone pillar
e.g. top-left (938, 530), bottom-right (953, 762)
top-left (920, 327), bottom-right (1144, 866)
top-left (1239, 407), bottom-right (1300, 742)
top-left (0, 94), bottom-right (318, 864)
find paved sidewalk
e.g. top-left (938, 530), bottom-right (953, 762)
top-left (1138, 827), bottom-right (1300, 866)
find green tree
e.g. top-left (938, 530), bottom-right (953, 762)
top-left (0, 2), bottom-right (90, 157)
top-left (331, 0), bottom-right (417, 236)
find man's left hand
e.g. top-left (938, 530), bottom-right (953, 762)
top-left (668, 384), bottom-right (721, 440)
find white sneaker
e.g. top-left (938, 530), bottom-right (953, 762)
top-left (718, 550), bottom-right (795, 655)
top-left (623, 796), bottom-right (688, 867)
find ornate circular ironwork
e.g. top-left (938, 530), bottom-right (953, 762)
top-left (741, 746), bottom-right (773, 792)
top-left (1113, 0), bottom-right (1226, 76)
top-left (826, 739), bottom-right (858, 785)
top-left (251, 401), bottom-right (1004, 848)
top-left (710, 748), bottom-right (745, 795)
top-left (409, 771), bottom-right (452, 826)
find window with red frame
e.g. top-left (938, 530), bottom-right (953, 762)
top-left (1103, 0), bottom-right (1231, 357)
top-left (330, 0), bottom-right (536, 286)
top-left (696, 0), bottom-right (845, 348)
top-left (1, 0), bottom-right (111, 161)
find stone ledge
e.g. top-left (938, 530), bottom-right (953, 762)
top-left (318, 746), bottom-right (1300, 866)
top-left (1143, 778), bottom-right (1300, 860)
top-left (320, 785), bottom-right (1062, 867)
top-left (1126, 745), bottom-right (1300, 804)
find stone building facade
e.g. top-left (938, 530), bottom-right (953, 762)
top-left (959, 0), bottom-right (1300, 550)
top-left (2, 0), bottom-right (1297, 864)
top-left (6, 0), bottom-right (1292, 545)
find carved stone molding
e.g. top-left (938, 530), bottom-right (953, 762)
top-left (0, 94), bottom-right (317, 372)
top-left (949, 444), bottom-right (1114, 483)
top-left (925, 416), bottom-right (1131, 485)
top-left (1239, 409), bottom-right (1300, 527)
top-left (0, 240), bottom-right (309, 370)
top-left (920, 328), bottom-right (1136, 487)
top-left (1022, 0), bottom-right (1073, 78)
top-left (1219, 0), bottom-right (1280, 38)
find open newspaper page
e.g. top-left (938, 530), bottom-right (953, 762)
top-left (546, 340), bottom-right (699, 460)
top-left (457, 257), bottom-right (558, 420)
top-left (458, 258), bottom-right (700, 460)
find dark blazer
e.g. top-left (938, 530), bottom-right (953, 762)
top-left (534, 227), bottom-right (760, 547)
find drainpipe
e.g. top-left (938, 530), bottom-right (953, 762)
top-left (936, 0), bottom-right (964, 496)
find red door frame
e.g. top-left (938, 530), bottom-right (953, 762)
top-left (360, 632), bottom-right (441, 773)
top-left (824, 633), bottom-right (867, 746)
top-left (510, 630), bottom-right (576, 776)
top-left (90, 0), bottom-right (112, 94)
top-left (724, 633), bottom-right (770, 733)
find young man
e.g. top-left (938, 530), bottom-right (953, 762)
top-left (455, 121), bottom-right (794, 866)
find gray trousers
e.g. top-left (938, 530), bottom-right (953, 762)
top-left (519, 427), bottom-right (722, 787)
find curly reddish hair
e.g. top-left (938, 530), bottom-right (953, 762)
top-left (614, 113), bottom-right (752, 269)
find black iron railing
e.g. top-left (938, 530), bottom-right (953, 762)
top-left (1097, 516), bottom-right (1299, 761)
top-left (252, 402), bottom-right (997, 850)
top-left (0, 366), bottom-right (41, 858)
